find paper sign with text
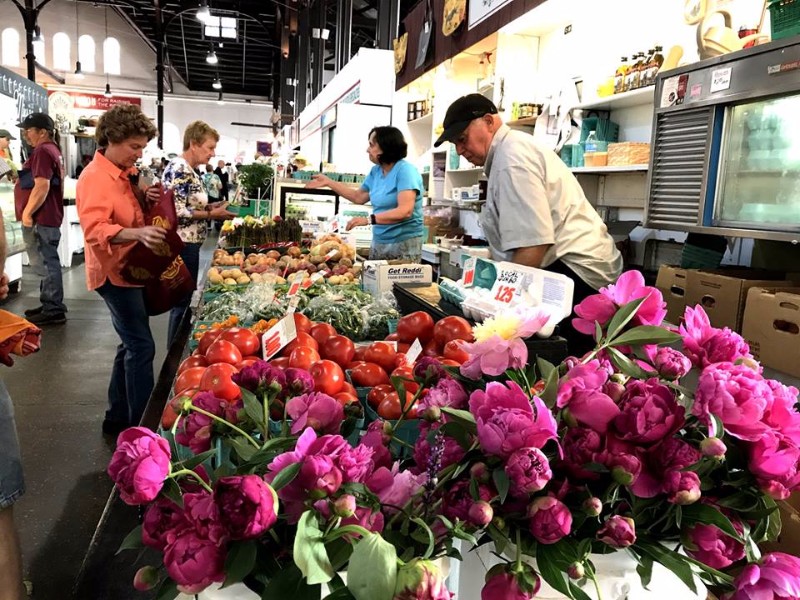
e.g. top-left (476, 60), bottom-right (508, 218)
top-left (406, 339), bottom-right (423, 364)
top-left (490, 265), bottom-right (525, 305)
top-left (462, 257), bottom-right (476, 287)
top-left (262, 315), bottom-right (298, 360)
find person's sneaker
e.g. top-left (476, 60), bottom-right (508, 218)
top-left (24, 306), bottom-right (43, 317)
top-left (27, 312), bottom-right (66, 325)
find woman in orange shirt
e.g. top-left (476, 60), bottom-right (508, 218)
top-left (76, 104), bottom-right (166, 436)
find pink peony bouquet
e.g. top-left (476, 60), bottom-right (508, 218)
top-left (109, 270), bottom-right (800, 600)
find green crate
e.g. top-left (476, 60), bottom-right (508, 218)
top-left (228, 202), bottom-right (257, 217)
top-left (680, 244), bottom-right (725, 270)
top-left (769, 0), bottom-right (800, 39)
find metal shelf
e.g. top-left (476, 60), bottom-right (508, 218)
top-left (571, 165), bottom-right (649, 174)
top-left (507, 116), bottom-right (538, 128)
top-left (575, 86), bottom-right (655, 111)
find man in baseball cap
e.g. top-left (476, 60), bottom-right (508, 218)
top-left (434, 93), bottom-right (498, 148)
top-left (16, 112), bottom-right (55, 131)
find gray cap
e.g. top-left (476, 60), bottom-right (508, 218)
top-left (0, 129), bottom-right (15, 140)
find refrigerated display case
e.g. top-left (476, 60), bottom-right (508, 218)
top-left (645, 38), bottom-right (800, 242)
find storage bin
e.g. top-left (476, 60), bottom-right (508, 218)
top-left (608, 142), bottom-right (651, 166)
top-left (769, 0), bottom-right (800, 40)
top-left (584, 152), bottom-right (609, 167)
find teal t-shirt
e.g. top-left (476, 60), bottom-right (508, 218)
top-left (361, 159), bottom-right (424, 244)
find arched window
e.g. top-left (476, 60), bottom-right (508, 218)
top-left (33, 38), bottom-right (45, 67)
top-left (103, 37), bottom-right (120, 75)
top-left (1, 28), bottom-right (20, 67)
top-left (78, 34), bottom-right (95, 72)
top-left (52, 32), bottom-right (70, 70)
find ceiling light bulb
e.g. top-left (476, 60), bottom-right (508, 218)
top-left (104, 83), bottom-right (113, 98)
top-left (196, 1), bottom-right (211, 22)
top-left (74, 61), bottom-right (84, 79)
top-left (32, 27), bottom-right (43, 43)
top-left (212, 78), bottom-right (222, 90)
top-left (206, 50), bottom-right (218, 64)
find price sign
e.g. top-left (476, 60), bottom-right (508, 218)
top-left (287, 279), bottom-right (302, 297)
top-left (406, 338), bottom-right (423, 364)
top-left (462, 257), bottom-right (476, 287)
top-left (262, 315), bottom-right (298, 360)
top-left (323, 249), bottom-right (339, 262)
top-left (301, 272), bottom-right (325, 290)
top-left (490, 266), bottom-right (524, 305)
top-left (329, 219), bottom-right (339, 233)
top-left (286, 295), bottom-right (301, 314)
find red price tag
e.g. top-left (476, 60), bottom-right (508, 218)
top-left (463, 257), bottom-right (476, 287)
top-left (287, 280), bottom-right (302, 297)
top-left (261, 315), bottom-right (298, 360)
top-left (302, 272), bottom-right (325, 290)
top-left (490, 266), bottom-right (523, 305)
top-left (324, 250), bottom-right (339, 262)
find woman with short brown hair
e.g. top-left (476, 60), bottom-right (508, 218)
top-left (76, 103), bottom-right (165, 435)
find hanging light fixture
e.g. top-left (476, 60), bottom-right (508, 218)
top-left (216, 92), bottom-right (224, 105)
top-left (103, 9), bottom-right (112, 97)
top-left (212, 77), bottom-right (222, 90)
top-left (32, 26), bottom-right (43, 44)
top-left (104, 83), bottom-right (113, 98)
top-left (206, 48), bottom-right (218, 64)
top-left (74, 1), bottom-right (83, 79)
top-left (196, 0), bottom-right (211, 22)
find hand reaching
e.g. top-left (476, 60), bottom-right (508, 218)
top-left (145, 182), bottom-right (162, 205)
top-left (137, 226), bottom-right (167, 251)
top-left (305, 174), bottom-right (331, 190)
top-left (0, 273), bottom-right (9, 301)
top-left (346, 216), bottom-right (370, 231)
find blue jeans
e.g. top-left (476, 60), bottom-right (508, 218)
top-left (96, 281), bottom-right (156, 426)
top-left (23, 224), bottom-right (67, 315)
top-left (0, 380), bottom-right (24, 509)
top-left (168, 242), bottom-right (201, 347)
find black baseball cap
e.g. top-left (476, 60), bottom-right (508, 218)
top-left (17, 112), bottom-right (54, 131)
top-left (434, 94), bottom-right (498, 147)
top-left (0, 129), bottom-right (15, 140)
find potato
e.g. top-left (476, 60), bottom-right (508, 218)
top-left (228, 269), bottom-right (243, 279)
top-left (266, 250), bottom-right (281, 260)
top-left (250, 273), bottom-right (262, 283)
top-left (287, 246), bottom-right (302, 258)
top-left (223, 277), bottom-right (237, 285)
top-left (329, 275), bottom-right (342, 285)
top-left (338, 258), bottom-right (353, 268)
top-left (236, 275), bottom-right (251, 284)
top-left (276, 276), bottom-right (286, 285)
top-left (208, 271), bottom-right (224, 284)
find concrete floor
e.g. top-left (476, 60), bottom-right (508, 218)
top-left (1, 255), bottom-right (172, 599)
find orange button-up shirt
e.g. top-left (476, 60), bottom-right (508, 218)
top-left (76, 151), bottom-right (145, 291)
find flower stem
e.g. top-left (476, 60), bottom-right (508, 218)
top-left (589, 569), bottom-right (604, 600)
top-left (263, 393), bottom-right (270, 441)
top-left (189, 405), bottom-right (260, 448)
top-left (171, 468), bottom-right (213, 493)
top-left (515, 529), bottom-right (523, 572)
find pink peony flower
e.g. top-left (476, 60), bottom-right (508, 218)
top-left (505, 447), bottom-right (553, 496)
top-left (360, 425), bottom-right (392, 470)
top-left (597, 515), bottom-right (636, 548)
top-left (367, 465), bottom-right (427, 514)
top-left (175, 391), bottom-right (228, 454)
top-left (232, 360), bottom-right (285, 396)
top-left (283, 367), bottom-right (315, 397)
top-left (469, 381), bottom-right (557, 458)
top-left (482, 568), bottom-right (539, 600)
top-left (444, 480), bottom-right (494, 523)
top-left (557, 361), bottom-right (620, 433)
top-left (460, 335), bottom-right (529, 379)
top-left (528, 496), bottom-right (572, 544)
top-left (418, 378), bottom-right (468, 412)
top-left (664, 470), bottom-right (701, 505)
top-left (414, 422), bottom-right (467, 473)
top-left (184, 491), bottom-right (227, 544)
top-left (685, 521), bottom-right (745, 569)
top-left (763, 379), bottom-right (800, 445)
top-left (163, 531), bottom-right (226, 594)
top-left (393, 559), bottom-right (453, 600)
top-left (680, 306), bottom-right (752, 368)
top-left (107, 427), bottom-right (172, 505)
top-left (286, 392), bottom-right (344, 435)
top-left (748, 430), bottom-right (800, 500)
top-left (724, 552), bottom-right (800, 600)
top-left (214, 475), bottom-right (279, 540)
top-left (142, 497), bottom-right (189, 551)
top-left (336, 442), bottom-right (376, 484)
top-left (573, 294), bottom-right (617, 336)
top-left (631, 437), bottom-right (702, 499)
top-left (653, 347), bottom-right (692, 380)
top-left (694, 363), bottom-right (771, 441)
top-left (561, 426), bottom-right (604, 480)
top-left (613, 379), bottom-right (684, 445)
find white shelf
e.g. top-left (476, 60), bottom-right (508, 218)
top-left (447, 168), bottom-right (484, 175)
top-left (575, 87), bottom-right (655, 111)
top-left (407, 112), bottom-right (433, 127)
top-left (571, 165), bottom-right (649, 174)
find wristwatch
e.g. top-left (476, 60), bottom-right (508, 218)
top-left (369, 214), bottom-right (376, 225)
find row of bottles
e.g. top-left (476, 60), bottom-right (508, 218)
top-left (613, 46), bottom-right (664, 94)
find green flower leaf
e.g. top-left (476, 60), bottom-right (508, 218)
top-left (440, 407), bottom-right (477, 433)
top-left (271, 462), bottom-right (302, 492)
top-left (636, 552), bottom-right (654, 589)
top-left (115, 525), bottom-right (143, 555)
top-left (294, 511), bottom-right (335, 585)
top-left (605, 297), bottom-right (647, 342)
top-left (609, 325), bottom-right (682, 347)
top-left (536, 544), bottom-right (575, 598)
top-left (222, 540), bottom-right (258, 587)
top-left (227, 436), bottom-right (258, 462)
top-left (263, 564), bottom-right (321, 599)
top-left (178, 449), bottom-right (217, 472)
top-left (635, 538), bottom-right (698, 594)
top-left (242, 388), bottom-right (266, 430)
top-left (682, 503), bottom-right (743, 541)
top-left (155, 578), bottom-right (179, 600)
top-left (347, 533), bottom-right (397, 600)
top-left (493, 468), bottom-right (510, 504)
top-left (605, 346), bottom-right (653, 379)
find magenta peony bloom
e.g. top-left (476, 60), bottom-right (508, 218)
top-left (284, 367), bottom-right (315, 397)
top-left (597, 515), bottom-right (636, 548)
top-left (561, 426), bottom-right (604, 480)
top-left (528, 496), bottom-right (572, 544)
top-left (367, 465), bottom-right (427, 514)
top-left (214, 475), bottom-right (278, 540)
top-left (286, 392), bottom-right (344, 435)
top-left (573, 293), bottom-right (617, 336)
top-left (631, 437), bottom-right (702, 499)
top-left (336, 442), bottom-right (376, 484)
top-left (724, 552), bottom-right (800, 600)
top-left (482, 569), bottom-right (538, 600)
top-left (694, 362), bottom-right (771, 441)
top-left (685, 521), bottom-right (745, 569)
top-left (142, 497), bottom-right (190, 551)
top-left (505, 447), bottom-right (552, 496)
top-left (393, 559), bottom-right (453, 600)
top-left (184, 491), bottom-right (227, 544)
top-left (557, 361), bottom-right (620, 433)
top-left (232, 360), bottom-right (286, 396)
top-left (444, 480), bottom-right (495, 523)
top-left (664, 470), bottom-right (701, 505)
top-left (359, 425), bottom-right (392, 470)
top-left (418, 378), bottom-right (468, 412)
top-left (107, 427), bottom-right (172, 505)
top-left (613, 379), bottom-right (684, 445)
top-left (763, 379), bottom-right (800, 444)
top-left (469, 381), bottom-right (557, 458)
top-left (414, 357), bottom-right (448, 383)
top-left (163, 531), bottom-right (226, 594)
top-left (175, 391), bottom-right (228, 454)
top-left (680, 305), bottom-right (753, 368)
top-left (653, 347), bottom-right (692, 380)
top-left (748, 430), bottom-right (800, 500)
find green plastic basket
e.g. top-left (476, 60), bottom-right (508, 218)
top-left (769, 0), bottom-right (800, 40)
top-left (680, 244), bottom-right (725, 270)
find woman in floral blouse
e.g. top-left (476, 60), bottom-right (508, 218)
top-left (162, 120), bottom-right (234, 345)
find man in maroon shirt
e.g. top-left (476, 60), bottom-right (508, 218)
top-left (14, 113), bottom-right (67, 325)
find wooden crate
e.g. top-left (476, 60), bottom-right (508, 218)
top-left (608, 142), bottom-right (650, 166)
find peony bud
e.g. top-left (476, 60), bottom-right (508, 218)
top-left (567, 562), bottom-right (585, 580)
top-left (468, 501), bottom-right (494, 527)
top-left (528, 496), bottom-right (572, 545)
top-left (700, 437), bottom-right (727, 459)
top-left (470, 462), bottom-right (491, 484)
top-left (562, 408), bottom-right (578, 428)
top-left (333, 494), bottom-right (356, 518)
top-left (612, 465), bottom-right (636, 486)
top-left (603, 381), bottom-right (625, 403)
top-left (482, 565), bottom-right (539, 600)
top-left (583, 497), bottom-right (603, 517)
top-left (423, 406), bottom-right (442, 422)
top-left (654, 347), bottom-right (692, 380)
top-left (492, 516), bottom-right (507, 531)
top-left (665, 470), bottom-right (702, 505)
top-left (133, 566), bottom-right (160, 591)
top-left (597, 515), bottom-right (636, 548)
top-left (393, 558), bottom-right (450, 600)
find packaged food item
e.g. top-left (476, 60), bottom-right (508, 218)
top-left (614, 56), bottom-right (630, 94)
top-left (625, 52), bottom-right (644, 92)
top-left (642, 45), bottom-right (664, 87)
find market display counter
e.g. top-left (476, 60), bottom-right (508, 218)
top-left (393, 282), bottom-right (569, 365)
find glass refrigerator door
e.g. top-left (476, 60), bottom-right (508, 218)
top-left (714, 95), bottom-right (800, 230)
top-left (283, 191), bottom-right (337, 222)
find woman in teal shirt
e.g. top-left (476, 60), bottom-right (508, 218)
top-left (307, 126), bottom-right (424, 261)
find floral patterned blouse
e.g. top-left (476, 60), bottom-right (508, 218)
top-left (162, 157), bottom-right (209, 244)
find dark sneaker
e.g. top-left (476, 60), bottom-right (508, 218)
top-left (27, 312), bottom-right (66, 325)
top-left (24, 306), bottom-right (43, 317)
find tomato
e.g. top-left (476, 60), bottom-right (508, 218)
top-left (391, 365), bottom-right (419, 394)
top-left (433, 315), bottom-right (475, 347)
top-left (178, 355), bottom-right (208, 376)
top-left (394, 354), bottom-right (410, 369)
top-left (310, 322), bottom-right (337, 347)
top-left (423, 338), bottom-right (440, 358)
top-left (347, 361), bottom-right (366, 371)
top-left (321, 335), bottom-right (356, 367)
top-left (334, 392), bottom-right (359, 407)
top-left (220, 327), bottom-right (260, 356)
top-left (367, 384), bottom-right (394, 408)
top-left (161, 403), bottom-right (179, 429)
top-left (200, 362), bottom-right (240, 401)
top-left (341, 381), bottom-right (358, 396)
top-left (385, 332), bottom-right (400, 342)
top-left (175, 366), bottom-right (206, 394)
top-left (241, 355), bottom-right (261, 362)
top-left (282, 332), bottom-right (319, 356)
top-left (397, 342), bottom-right (411, 355)
top-left (443, 339), bottom-right (470, 364)
top-left (237, 358), bottom-right (260, 370)
top-left (439, 358), bottom-right (461, 367)
top-left (364, 341), bottom-right (397, 373)
top-left (270, 356), bottom-right (291, 369)
top-left (309, 360), bottom-right (345, 396)
top-left (198, 329), bottom-right (224, 355)
top-left (377, 391), bottom-right (416, 420)
top-left (293, 313), bottom-right (313, 334)
top-left (350, 362), bottom-right (390, 387)
top-left (353, 345), bottom-right (369, 363)
top-left (205, 339), bottom-right (243, 365)
top-left (396, 311), bottom-right (435, 344)
top-left (289, 346), bottom-right (321, 370)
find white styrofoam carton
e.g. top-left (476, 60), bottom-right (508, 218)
top-left (361, 261), bottom-right (433, 296)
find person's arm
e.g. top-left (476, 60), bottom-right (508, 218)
top-left (375, 190), bottom-right (415, 223)
top-left (511, 245), bottom-right (553, 269)
top-left (22, 178), bottom-right (50, 227)
top-left (306, 174), bottom-right (370, 205)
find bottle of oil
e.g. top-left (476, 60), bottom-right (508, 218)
top-left (625, 52), bottom-right (643, 91)
top-left (614, 56), bottom-right (630, 94)
top-left (643, 45), bottom-right (664, 87)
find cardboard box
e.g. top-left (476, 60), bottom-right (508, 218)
top-left (361, 261), bottom-right (433, 296)
top-left (741, 287), bottom-right (800, 377)
top-left (685, 268), bottom-right (791, 332)
top-left (655, 265), bottom-right (688, 325)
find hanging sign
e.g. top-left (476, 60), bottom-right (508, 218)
top-left (48, 90), bottom-right (141, 111)
top-left (468, 0), bottom-right (514, 30)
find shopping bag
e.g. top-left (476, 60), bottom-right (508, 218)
top-left (143, 254), bottom-right (195, 316)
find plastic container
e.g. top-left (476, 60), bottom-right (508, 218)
top-left (769, 0), bottom-right (800, 40)
top-left (584, 152), bottom-right (609, 167)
